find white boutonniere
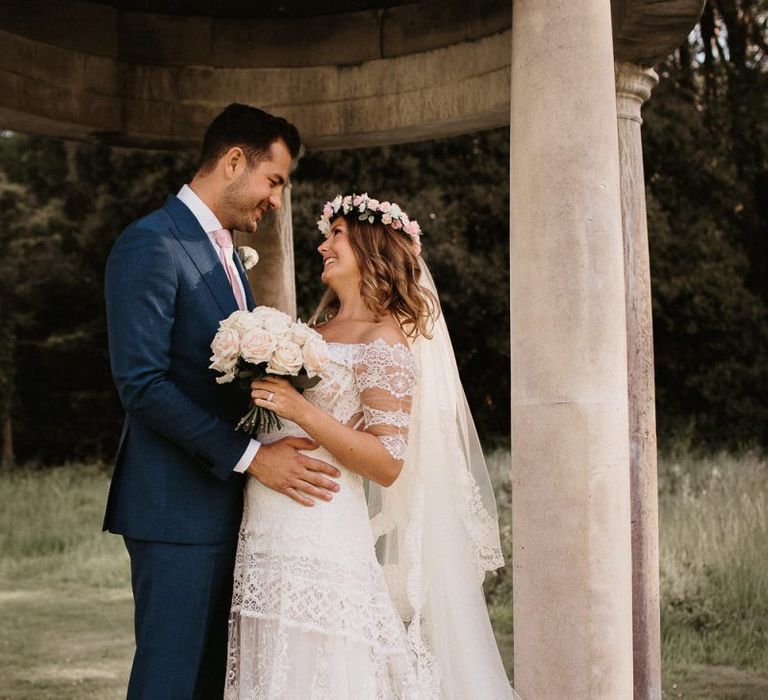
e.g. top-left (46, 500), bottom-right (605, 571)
top-left (236, 246), bottom-right (259, 270)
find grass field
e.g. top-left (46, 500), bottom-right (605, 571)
top-left (1, 453), bottom-right (766, 699)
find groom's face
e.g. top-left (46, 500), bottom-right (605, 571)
top-left (221, 139), bottom-right (292, 233)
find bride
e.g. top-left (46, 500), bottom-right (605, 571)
top-left (225, 194), bottom-right (518, 699)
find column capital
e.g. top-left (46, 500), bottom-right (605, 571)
top-left (615, 62), bottom-right (659, 124)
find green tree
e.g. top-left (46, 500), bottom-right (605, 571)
top-left (0, 133), bottom-right (196, 463)
top-left (0, 170), bottom-right (72, 464)
top-left (643, 0), bottom-right (768, 448)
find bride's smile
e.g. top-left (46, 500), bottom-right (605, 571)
top-left (318, 217), bottom-right (360, 286)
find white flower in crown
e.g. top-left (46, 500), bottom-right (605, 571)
top-left (316, 192), bottom-right (423, 253)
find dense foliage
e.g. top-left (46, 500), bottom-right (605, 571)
top-left (0, 0), bottom-right (765, 464)
top-left (643, 0), bottom-right (768, 447)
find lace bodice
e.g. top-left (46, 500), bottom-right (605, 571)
top-left (302, 338), bottom-right (417, 462)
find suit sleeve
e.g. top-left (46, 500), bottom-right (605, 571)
top-left (105, 225), bottom-right (250, 481)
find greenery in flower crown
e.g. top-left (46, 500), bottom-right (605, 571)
top-left (317, 193), bottom-right (422, 253)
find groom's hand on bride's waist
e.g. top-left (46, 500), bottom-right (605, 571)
top-left (247, 437), bottom-right (341, 507)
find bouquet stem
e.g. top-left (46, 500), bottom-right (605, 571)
top-left (236, 404), bottom-right (283, 437)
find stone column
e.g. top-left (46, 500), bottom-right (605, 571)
top-left (234, 185), bottom-right (297, 318)
top-left (509, 1), bottom-right (634, 698)
top-left (615, 61), bottom-right (661, 700)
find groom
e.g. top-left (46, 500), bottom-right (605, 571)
top-left (104, 104), bottom-right (340, 699)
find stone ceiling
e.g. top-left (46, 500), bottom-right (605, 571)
top-left (86, 1), bottom-right (418, 18)
top-left (0, 0), bottom-right (704, 149)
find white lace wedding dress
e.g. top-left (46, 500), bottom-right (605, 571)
top-left (225, 339), bottom-right (424, 699)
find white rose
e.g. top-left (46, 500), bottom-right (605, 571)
top-left (210, 327), bottom-right (240, 363)
top-left (209, 355), bottom-right (237, 377)
top-left (224, 310), bottom-right (259, 334)
top-left (214, 368), bottom-right (237, 384)
top-left (250, 306), bottom-right (290, 337)
top-left (262, 316), bottom-right (292, 341)
top-left (253, 306), bottom-right (292, 325)
top-left (267, 341), bottom-right (304, 376)
top-left (290, 321), bottom-right (314, 346)
top-left (302, 336), bottom-right (329, 378)
top-left (240, 328), bottom-right (276, 365)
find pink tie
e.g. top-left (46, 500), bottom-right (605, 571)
top-left (213, 229), bottom-right (246, 311)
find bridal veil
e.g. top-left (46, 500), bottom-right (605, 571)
top-left (367, 262), bottom-right (518, 699)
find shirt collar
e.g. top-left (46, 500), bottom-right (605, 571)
top-left (177, 184), bottom-right (224, 235)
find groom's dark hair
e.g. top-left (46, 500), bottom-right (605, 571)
top-left (197, 103), bottom-right (301, 174)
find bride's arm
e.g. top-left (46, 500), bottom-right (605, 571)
top-left (251, 329), bottom-right (415, 488)
top-left (253, 378), bottom-right (403, 486)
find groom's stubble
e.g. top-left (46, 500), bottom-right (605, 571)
top-left (220, 170), bottom-right (264, 234)
top-left (216, 139), bottom-right (293, 234)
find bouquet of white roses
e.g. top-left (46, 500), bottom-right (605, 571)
top-left (209, 306), bottom-right (329, 436)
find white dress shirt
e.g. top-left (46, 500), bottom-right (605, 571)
top-left (177, 184), bottom-right (249, 307)
top-left (177, 184), bottom-right (259, 473)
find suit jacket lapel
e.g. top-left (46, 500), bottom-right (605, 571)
top-left (162, 195), bottom-right (239, 317)
top-left (232, 251), bottom-right (256, 309)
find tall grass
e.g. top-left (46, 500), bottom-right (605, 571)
top-left (658, 450), bottom-right (768, 669)
top-left (0, 463), bottom-right (129, 588)
top-left (482, 448), bottom-right (768, 674)
top-left (1, 450), bottom-right (766, 675)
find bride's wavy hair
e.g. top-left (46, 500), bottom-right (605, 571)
top-left (309, 215), bottom-right (439, 339)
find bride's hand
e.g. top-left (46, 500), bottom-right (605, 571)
top-left (251, 376), bottom-right (308, 423)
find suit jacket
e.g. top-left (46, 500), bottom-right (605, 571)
top-left (103, 194), bottom-right (256, 543)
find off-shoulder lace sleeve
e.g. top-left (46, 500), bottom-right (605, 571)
top-left (352, 339), bottom-right (417, 462)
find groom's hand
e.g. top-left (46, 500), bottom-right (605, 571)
top-left (247, 437), bottom-right (341, 507)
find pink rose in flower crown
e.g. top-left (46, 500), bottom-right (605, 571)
top-left (404, 220), bottom-right (421, 237)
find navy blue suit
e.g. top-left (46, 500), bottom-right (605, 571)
top-left (104, 195), bottom-right (256, 698)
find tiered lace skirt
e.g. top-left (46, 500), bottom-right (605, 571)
top-left (225, 450), bottom-right (418, 699)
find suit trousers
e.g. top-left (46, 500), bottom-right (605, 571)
top-left (124, 537), bottom-right (238, 699)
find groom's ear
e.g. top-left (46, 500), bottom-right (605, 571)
top-left (221, 147), bottom-right (247, 180)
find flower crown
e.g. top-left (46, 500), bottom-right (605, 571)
top-left (317, 193), bottom-right (422, 255)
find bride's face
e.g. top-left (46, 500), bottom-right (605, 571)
top-left (317, 217), bottom-right (361, 287)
